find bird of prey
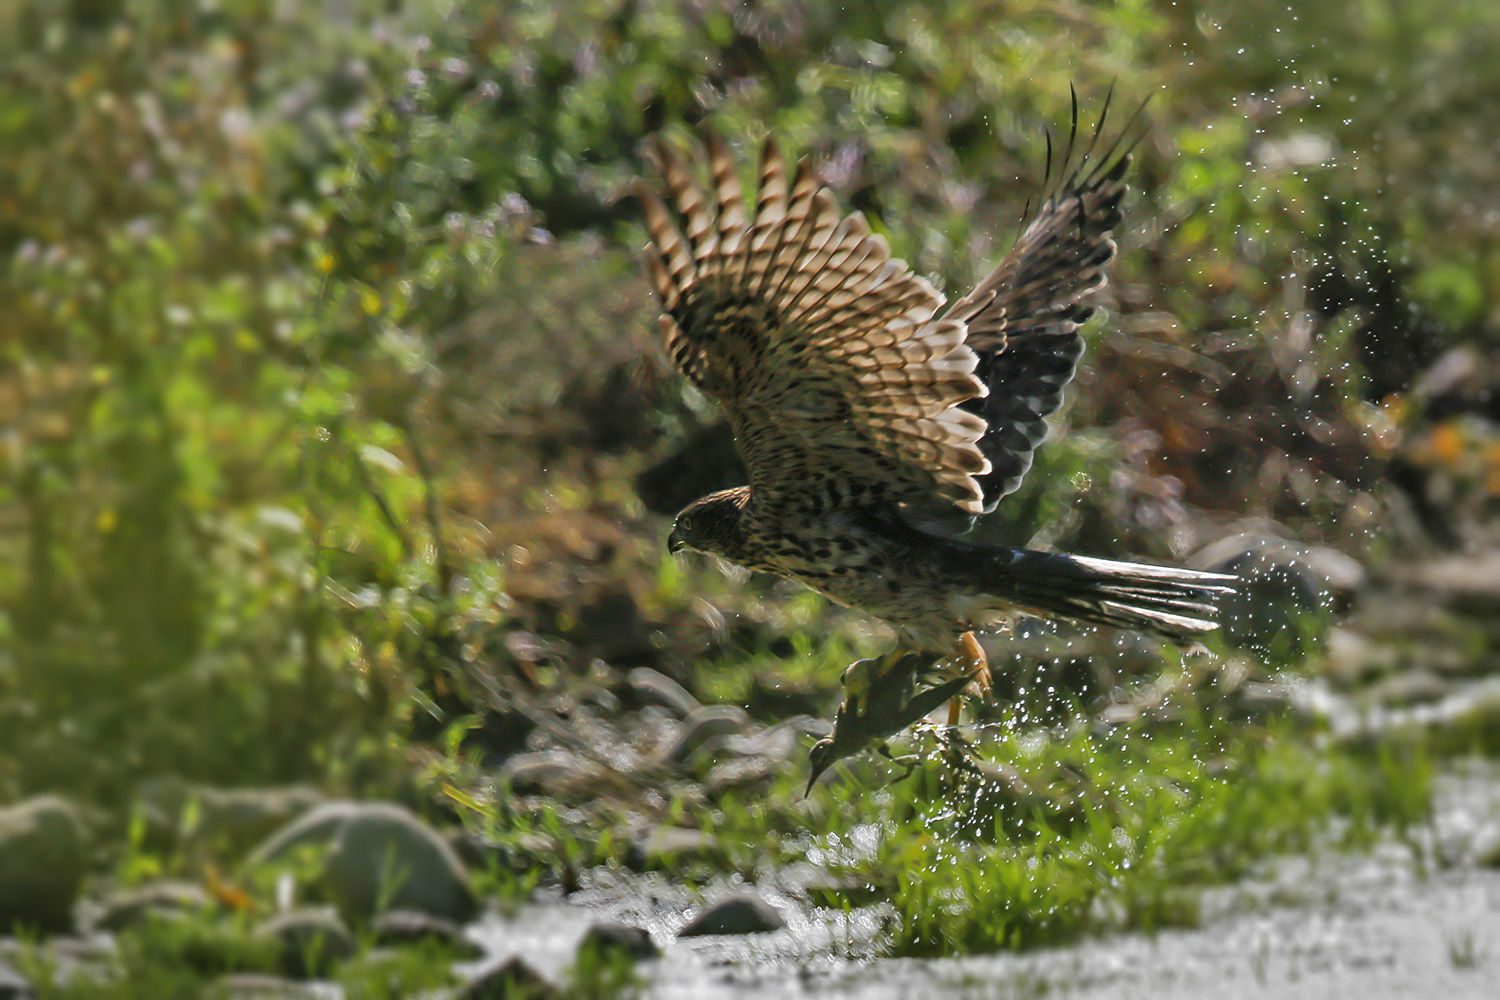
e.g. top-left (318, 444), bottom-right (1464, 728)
top-left (637, 100), bottom-right (1236, 787)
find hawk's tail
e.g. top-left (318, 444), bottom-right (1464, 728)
top-left (975, 548), bottom-right (1237, 639)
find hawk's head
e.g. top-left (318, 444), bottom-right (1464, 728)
top-left (667, 486), bottom-right (751, 559)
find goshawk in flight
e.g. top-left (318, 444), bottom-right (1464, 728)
top-left (637, 103), bottom-right (1235, 787)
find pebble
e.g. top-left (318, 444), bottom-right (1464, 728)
top-left (136, 780), bottom-right (323, 855)
top-left (625, 826), bottom-right (724, 872)
top-left (0, 958), bottom-right (33, 1000)
top-left (456, 955), bottom-right (562, 999)
top-left (500, 752), bottom-right (577, 797)
top-left (627, 667), bottom-right (702, 719)
top-left (667, 705), bottom-right (751, 763)
top-left (677, 893), bottom-right (786, 936)
top-left (215, 972), bottom-right (321, 999)
top-left (1366, 669), bottom-right (1452, 708)
top-left (578, 920), bottom-right (659, 961)
top-left (371, 909), bottom-right (483, 958)
top-left (254, 909), bottom-right (357, 979)
top-left (93, 881), bottom-right (213, 932)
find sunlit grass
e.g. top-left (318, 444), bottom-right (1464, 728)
top-left (638, 694), bottom-right (1434, 957)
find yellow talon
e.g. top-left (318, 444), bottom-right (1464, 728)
top-left (947, 630), bottom-right (990, 724)
top-left (960, 630), bottom-right (991, 695)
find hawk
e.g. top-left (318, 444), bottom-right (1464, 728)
top-left (637, 102), bottom-right (1235, 786)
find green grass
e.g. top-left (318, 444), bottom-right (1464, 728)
top-left (12, 913), bottom-right (463, 1000)
top-left (875, 721), bottom-right (1430, 955)
top-left (443, 657), bottom-right (1435, 961)
top-left (606, 674), bottom-right (1430, 956)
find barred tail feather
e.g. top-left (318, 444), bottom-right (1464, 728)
top-left (981, 549), bottom-right (1237, 639)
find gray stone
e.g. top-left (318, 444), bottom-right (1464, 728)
top-left (499, 753), bottom-right (575, 797)
top-left (704, 755), bottom-right (777, 795)
top-left (0, 796), bottom-right (87, 934)
top-left (677, 893), bottom-right (785, 936)
top-left (1366, 669), bottom-right (1452, 708)
top-left (248, 801), bottom-right (358, 863)
top-left (1395, 549), bottom-right (1500, 604)
top-left (138, 780), bottom-right (323, 855)
top-left (216, 972), bottom-right (321, 998)
top-left (1477, 830), bottom-right (1500, 869)
top-left (254, 909), bottom-right (356, 979)
top-left (371, 909), bottom-right (483, 958)
top-left (93, 881), bottom-right (213, 932)
top-left (457, 956), bottom-right (562, 999)
top-left (0, 958), bottom-right (33, 1000)
top-left (578, 921), bottom-right (658, 961)
top-left (627, 667), bottom-right (701, 719)
top-left (250, 802), bottom-right (476, 925)
top-left (667, 705), bottom-right (751, 763)
top-left (1324, 626), bottom-right (1393, 686)
top-left (624, 826), bottom-right (723, 871)
top-left (1193, 533), bottom-right (1360, 656)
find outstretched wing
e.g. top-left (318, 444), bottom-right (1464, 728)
top-left (946, 92), bottom-right (1140, 510)
top-left (640, 133), bottom-right (991, 514)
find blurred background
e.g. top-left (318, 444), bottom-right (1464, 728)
top-left (2, 0), bottom-right (1498, 969)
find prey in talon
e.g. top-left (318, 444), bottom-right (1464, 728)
top-left (807, 652), bottom-right (977, 793)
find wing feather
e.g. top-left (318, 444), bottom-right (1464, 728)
top-left (641, 131), bottom-right (990, 513)
top-left (947, 92), bottom-right (1144, 508)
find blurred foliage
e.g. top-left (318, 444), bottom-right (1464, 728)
top-left (1, 0), bottom-right (1496, 821)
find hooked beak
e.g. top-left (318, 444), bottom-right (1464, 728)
top-left (666, 526), bottom-right (685, 555)
top-left (804, 739), bottom-right (836, 797)
top-left (804, 763), bottom-right (825, 798)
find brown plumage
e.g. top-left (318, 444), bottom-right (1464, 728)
top-left (639, 101), bottom-right (1235, 779)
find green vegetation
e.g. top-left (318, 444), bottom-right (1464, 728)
top-left (2, 0), bottom-right (1497, 985)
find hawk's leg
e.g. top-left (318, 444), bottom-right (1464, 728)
top-left (946, 631), bottom-right (991, 726)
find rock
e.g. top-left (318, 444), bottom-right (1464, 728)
top-left (138, 780), bottom-right (323, 855)
top-left (94, 881), bottom-right (213, 932)
top-left (0, 959), bottom-right (33, 1000)
top-left (1193, 533), bottom-right (1361, 656)
top-left (457, 956), bottom-right (562, 1000)
top-left (250, 802), bottom-right (476, 925)
top-left (667, 705), bottom-right (751, 763)
top-left (371, 909), bottom-right (483, 958)
top-left (1231, 681), bottom-right (1296, 721)
top-left (624, 826), bottom-right (724, 871)
top-left (585, 687), bottom-right (623, 714)
top-left (1395, 549), bottom-right (1500, 608)
top-left (676, 893), bottom-right (785, 937)
top-left (1366, 669), bottom-right (1451, 708)
top-left (1477, 830), bottom-right (1500, 869)
top-left (247, 801), bottom-right (351, 862)
top-left (704, 756), bottom-right (777, 795)
top-left (499, 752), bottom-right (577, 797)
top-left (578, 921), bottom-right (658, 961)
top-left (0, 796), bottom-right (88, 934)
top-left (1323, 626), bottom-right (1392, 686)
top-left (626, 667), bottom-right (701, 719)
top-left (254, 909), bottom-right (356, 979)
top-left (216, 972), bottom-right (321, 998)
top-left (194, 787), bottom-right (324, 855)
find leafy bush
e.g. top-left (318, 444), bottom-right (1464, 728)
top-left (2, 0), bottom-right (1493, 813)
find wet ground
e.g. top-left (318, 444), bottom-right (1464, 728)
top-left (472, 763), bottom-right (1500, 998)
